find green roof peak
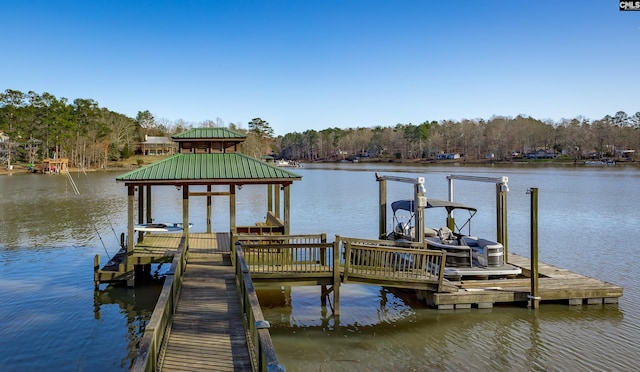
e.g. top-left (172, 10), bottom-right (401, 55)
top-left (172, 127), bottom-right (246, 141)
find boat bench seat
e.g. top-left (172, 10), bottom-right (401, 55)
top-left (460, 236), bottom-right (479, 247)
top-left (424, 227), bottom-right (438, 237)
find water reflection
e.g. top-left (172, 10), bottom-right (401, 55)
top-left (259, 283), bottom-right (624, 371)
top-left (93, 271), bottom-right (164, 369)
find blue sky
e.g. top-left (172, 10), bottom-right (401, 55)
top-left (3, 1), bottom-right (638, 135)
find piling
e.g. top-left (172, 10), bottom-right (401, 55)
top-left (529, 187), bottom-right (540, 309)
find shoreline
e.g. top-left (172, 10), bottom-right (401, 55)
top-left (2, 157), bottom-right (635, 176)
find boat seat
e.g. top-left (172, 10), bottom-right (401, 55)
top-left (460, 236), bottom-right (479, 247)
top-left (438, 227), bottom-right (455, 243)
top-left (394, 222), bottom-right (415, 239)
top-left (424, 227), bottom-right (438, 237)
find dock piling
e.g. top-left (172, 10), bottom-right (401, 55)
top-left (528, 187), bottom-right (540, 309)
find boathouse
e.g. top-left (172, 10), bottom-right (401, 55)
top-left (95, 127), bottom-right (302, 286)
top-left (41, 157), bottom-right (69, 174)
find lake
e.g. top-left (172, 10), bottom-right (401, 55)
top-left (1, 163), bottom-right (638, 371)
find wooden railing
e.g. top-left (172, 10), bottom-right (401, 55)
top-left (234, 234), bottom-right (446, 292)
top-left (238, 242), bottom-right (336, 283)
top-left (131, 236), bottom-right (187, 372)
top-left (235, 243), bottom-right (285, 372)
top-left (338, 236), bottom-right (446, 292)
top-left (230, 232), bottom-right (327, 267)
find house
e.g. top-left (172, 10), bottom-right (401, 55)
top-left (436, 153), bottom-right (460, 160)
top-left (139, 135), bottom-right (177, 156)
top-left (0, 132), bottom-right (12, 157)
top-left (525, 149), bottom-right (557, 159)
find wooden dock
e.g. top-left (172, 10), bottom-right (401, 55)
top-left (426, 253), bottom-right (623, 309)
top-left (94, 233), bottom-right (185, 287)
top-left (125, 232), bottom-right (622, 370)
top-left (159, 233), bottom-right (253, 371)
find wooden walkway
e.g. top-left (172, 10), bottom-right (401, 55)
top-left (159, 233), bottom-right (253, 372)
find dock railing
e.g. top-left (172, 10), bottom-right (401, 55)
top-left (131, 236), bottom-right (187, 372)
top-left (235, 243), bottom-right (286, 372)
top-left (230, 232), bottom-right (327, 267)
top-left (337, 236), bottom-right (447, 292)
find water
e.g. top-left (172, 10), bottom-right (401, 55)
top-left (1, 164), bottom-right (639, 371)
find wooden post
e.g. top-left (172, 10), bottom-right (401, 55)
top-left (529, 187), bottom-right (540, 309)
top-left (146, 185), bottom-right (152, 223)
top-left (378, 177), bottom-right (387, 239)
top-left (414, 181), bottom-right (425, 243)
top-left (230, 184), bottom-right (236, 232)
top-left (206, 185), bottom-right (212, 233)
top-left (446, 177), bottom-right (457, 231)
top-left (496, 182), bottom-right (509, 261)
top-left (274, 184), bottom-right (281, 219)
top-left (183, 185), bottom-right (189, 250)
top-left (283, 184), bottom-right (291, 235)
top-left (332, 240), bottom-right (340, 316)
top-left (267, 184), bottom-right (273, 214)
top-left (127, 185), bottom-right (135, 287)
top-left (137, 186), bottom-right (144, 243)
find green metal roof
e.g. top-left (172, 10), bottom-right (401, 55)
top-left (116, 153), bottom-right (301, 184)
top-left (171, 127), bottom-right (246, 140)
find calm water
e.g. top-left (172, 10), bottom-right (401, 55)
top-left (1, 163), bottom-right (639, 371)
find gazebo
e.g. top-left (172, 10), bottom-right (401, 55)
top-left (110, 127), bottom-right (302, 285)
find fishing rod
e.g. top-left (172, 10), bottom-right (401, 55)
top-left (66, 171), bottom-right (112, 261)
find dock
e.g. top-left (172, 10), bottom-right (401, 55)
top-left (159, 233), bottom-right (253, 372)
top-left (426, 253), bottom-right (623, 309)
top-left (120, 232), bottom-right (446, 370)
top-left (103, 230), bottom-right (623, 370)
top-left (128, 232), bottom-right (283, 372)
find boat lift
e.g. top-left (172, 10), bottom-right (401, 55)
top-left (376, 173), bottom-right (510, 260)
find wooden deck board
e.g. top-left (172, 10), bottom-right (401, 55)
top-left (160, 233), bottom-right (253, 372)
top-left (431, 253), bottom-right (623, 306)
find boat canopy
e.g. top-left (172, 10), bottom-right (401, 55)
top-left (391, 199), bottom-right (477, 214)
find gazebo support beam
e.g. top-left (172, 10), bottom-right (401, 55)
top-left (207, 185), bottom-right (212, 233)
top-left (230, 185), bottom-right (236, 232)
top-left (275, 185), bottom-right (281, 218)
top-left (137, 186), bottom-right (144, 243)
top-left (146, 185), bottom-right (152, 223)
top-left (284, 184), bottom-right (291, 235)
top-left (183, 185), bottom-right (190, 249)
top-left (127, 185), bottom-right (135, 287)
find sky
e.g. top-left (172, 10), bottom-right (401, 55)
top-left (2, 1), bottom-right (639, 135)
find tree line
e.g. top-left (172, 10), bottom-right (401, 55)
top-left (274, 113), bottom-right (640, 162)
top-left (2, 88), bottom-right (638, 169)
top-left (0, 89), bottom-right (141, 168)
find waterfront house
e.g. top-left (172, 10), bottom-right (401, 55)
top-left (139, 135), bottom-right (177, 156)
